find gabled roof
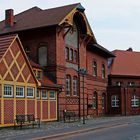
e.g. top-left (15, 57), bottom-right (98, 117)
top-left (0, 34), bottom-right (40, 85)
top-left (0, 34), bottom-right (16, 59)
top-left (87, 43), bottom-right (114, 58)
top-left (0, 3), bottom-right (82, 34)
top-left (109, 49), bottom-right (140, 77)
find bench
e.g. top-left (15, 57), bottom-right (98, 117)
top-left (14, 114), bottom-right (40, 129)
top-left (63, 110), bottom-right (76, 122)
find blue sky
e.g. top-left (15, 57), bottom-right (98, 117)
top-left (0, 0), bottom-right (140, 51)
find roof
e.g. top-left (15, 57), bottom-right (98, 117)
top-left (0, 34), bottom-right (40, 85)
top-left (109, 49), bottom-right (140, 77)
top-left (0, 34), bottom-right (16, 59)
top-left (0, 3), bottom-right (80, 34)
top-left (87, 43), bottom-right (114, 58)
top-left (30, 60), bottom-right (43, 69)
top-left (39, 75), bottom-right (61, 89)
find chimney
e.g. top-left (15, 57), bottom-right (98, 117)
top-left (126, 47), bottom-right (133, 52)
top-left (5, 9), bottom-right (14, 27)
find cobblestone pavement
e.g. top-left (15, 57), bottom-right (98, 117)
top-left (1, 116), bottom-right (140, 140)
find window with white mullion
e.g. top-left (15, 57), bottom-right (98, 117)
top-left (66, 75), bottom-right (71, 96)
top-left (16, 86), bottom-right (24, 97)
top-left (42, 90), bottom-right (48, 99)
top-left (73, 76), bottom-right (78, 96)
top-left (27, 87), bottom-right (34, 98)
top-left (4, 85), bottom-right (13, 97)
top-left (131, 94), bottom-right (139, 107)
top-left (111, 95), bottom-right (119, 107)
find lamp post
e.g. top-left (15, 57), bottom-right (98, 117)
top-left (78, 68), bottom-right (86, 124)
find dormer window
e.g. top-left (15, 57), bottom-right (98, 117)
top-left (33, 69), bottom-right (42, 80)
top-left (37, 71), bottom-right (42, 80)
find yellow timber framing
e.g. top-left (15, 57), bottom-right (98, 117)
top-left (0, 35), bottom-right (38, 127)
top-left (40, 90), bottom-right (58, 121)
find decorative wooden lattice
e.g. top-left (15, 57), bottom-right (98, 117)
top-left (0, 41), bottom-right (34, 83)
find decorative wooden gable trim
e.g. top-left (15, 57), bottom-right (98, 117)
top-left (58, 4), bottom-right (95, 40)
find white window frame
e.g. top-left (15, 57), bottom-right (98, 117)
top-left (4, 85), bottom-right (13, 97)
top-left (49, 91), bottom-right (56, 100)
top-left (27, 87), bottom-right (34, 98)
top-left (42, 90), bottom-right (48, 99)
top-left (102, 95), bottom-right (105, 109)
top-left (66, 75), bottom-right (71, 96)
top-left (131, 94), bottom-right (139, 107)
top-left (111, 95), bottom-right (119, 107)
top-left (93, 93), bottom-right (97, 109)
top-left (36, 89), bottom-right (40, 99)
top-left (102, 64), bottom-right (105, 79)
top-left (16, 86), bottom-right (24, 98)
top-left (93, 61), bottom-right (97, 77)
top-left (73, 77), bottom-right (78, 96)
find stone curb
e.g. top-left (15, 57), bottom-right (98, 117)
top-left (32, 123), bottom-right (128, 140)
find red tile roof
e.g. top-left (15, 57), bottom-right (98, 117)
top-left (0, 3), bottom-right (80, 34)
top-left (110, 49), bottom-right (140, 76)
top-left (0, 34), bottom-right (17, 59)
top-left (39, 75), bottom-right (54, 86)
top-left (29, 60), bottom-right (43, 69)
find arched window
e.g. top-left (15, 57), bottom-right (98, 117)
top-left (92, 92), bottom-right (98, 109)
top-left (111, 95), bottom-right (119, 107)
top-left (70, 49), bottom-right (73, 61)
top-left (38, 44), bottom-right (47, 66)
top-left (65, 47), bottom-right (69, 60)
top-left (74, 50), bottom-right (78, 63)
top-left (92, 61), bottom-right (97, 77)
top-left (73, 76), bottom-right (78, 96)
top-left (102, 93), bottom-right (106, 109)
top-left (131, 94), bottom-right (139, 107)
top-left (102, 64), bottom-right (105, 79)
top-left (66, 75), bottom-right (71, 96)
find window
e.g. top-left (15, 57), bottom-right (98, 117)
top-left (73, 76), bottom-right (78, 96)
top-left (50, 91), bottom-right (56, 99)
top-left (128, 82), bottom-right (134, 86)
top-left (38, 45), bottom-right (47, 66)
top-left (74, 50), bottom-right (78, 63)
top-left (16, 86), bottom-right (24, 97)
top-left (102, 64), bottom-right (105, 79)
top-left (4, 85), bottom-right (13, 97)
top-left (66, 75), bottom-right (71, 96)
top-left (93, 61), bottom-right (97, 77)
top-left (111, 95), bottom-right (119, 107)
top-left (27, 87), bottom-right (34, 98)
top-left (102, 94), bottom-right (105, 109)
top-left (65, 47), bottom-right (69, 60)
top-left (42, 90), bottom-right (48, 99)
top-left (92, 92), bottom-right (98, 109)
top-left (37, 71), bottom-right (42, 80)
top-left (116, 81), bottom-right (123, 86)
top-left (131, 94), bottom-right (139, 107)
top-left (70, 49), bottom-right (73, 61)
top-left (36, 89), bottom-right (40, 99)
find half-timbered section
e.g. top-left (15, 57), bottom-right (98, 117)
top-left (0, 34), bottom-right (59, 127)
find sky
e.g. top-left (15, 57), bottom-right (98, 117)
top-left (0, 0), bottom-right (140, 51)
